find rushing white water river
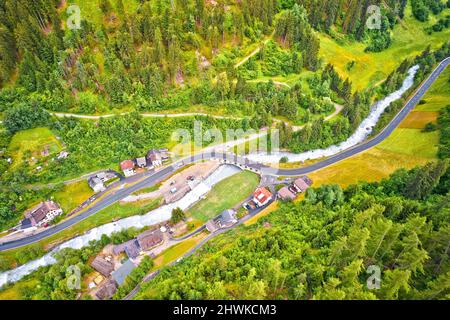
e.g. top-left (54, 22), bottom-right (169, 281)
top-left (0, 164), bottom-right (241, 288)
top-left (245, 65), bottom-right (420, 163)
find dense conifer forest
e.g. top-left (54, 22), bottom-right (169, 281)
top-left (0, 0), bottom-right (449, 300)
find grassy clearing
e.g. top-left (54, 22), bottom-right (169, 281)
top-left (52, 180), bottom-right (94, 213)
top-left (152, 232), bottom-right (208, 269)
top-left (319, 5), bottom-right (450, 91)
top-left (71, 0), bottom-right (140, 27)
top-left (7, 127), bottom-right (63, 170)
top-left (0, 279), bottom-right (38, 300)
top-left (415, 67), bottom-right (450, 112)
top-left (377, 128), bottom-right (439, 158)
top-left (187, 171), bottom-right (259, 223)
top-left (399, 111), bottom-right (439, 129)
top-left (308, 147), bottom-right (435, 188)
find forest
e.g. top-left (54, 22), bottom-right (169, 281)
top-left (134, 159), bottom-right (449, 300)
top-left (0, 0), bottom-right (449, 300)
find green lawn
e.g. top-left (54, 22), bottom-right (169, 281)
top-left (52, 180), bottom-right (94, 214)
top-left (415, 67), bottom-right (450, 112)
top-left (377, 128), bottom-right (439, 158)
top-left (319, 4), bottom-right (450, 91)
top-left (187, 171), bottom-right (260, 222)
top-left (7, 127), bottom-right (63, 170)
top-left (160, 238), bottom-right (200, 265)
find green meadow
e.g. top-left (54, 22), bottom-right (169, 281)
top-left (319, 4), bottom-right (450, 91)
top-left (187, 171), bottom-right (260, 223)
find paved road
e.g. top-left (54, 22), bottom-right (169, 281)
top-left (0, 57), bottom-right (448, 252)
top-left (271, 57), bottom-right (450, 177)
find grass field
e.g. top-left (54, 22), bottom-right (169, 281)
top-left (377, 128), bottom-right (439, 158)
top-left (399, 111), bottom-right (439, 128)
top-left (7, 128), bottom-right (63, 170)
top-left (307, 62), bottom-right (449, 188)
top-left (319, 5), bottom-right (450, 91)
top-left (187, 171), bottom-right (260, 222)
top-left (415, 67), bottom-right (450, 112)
top-left (153, 232), bottom-right (208, 268)
top-left (52, 180), bottom-right (94, 213)
top-left (0, 279), bottom-right (38, 300)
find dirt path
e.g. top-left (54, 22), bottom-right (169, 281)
top-left (50, 111), bottom-right (241, 120)
top-left (234, 35), bottom-right (273, 69)
top-left (281, 103), bottom-right (344, 131)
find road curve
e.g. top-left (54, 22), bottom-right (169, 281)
top-left (0, 57), bottom-right (448, 252)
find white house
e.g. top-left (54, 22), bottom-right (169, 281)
top-left (88, 176), bottom-right (106, 193)
top-left (146, 150), bottom-right (162, 167)
top-left (24, 201), bottom-right (63, 227)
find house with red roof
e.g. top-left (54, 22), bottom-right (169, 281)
top-left (253, 187), bottom-right (273, 207)
top-left (120, 160), bottom-right (135, 177)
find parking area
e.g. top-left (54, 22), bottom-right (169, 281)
top-left (121, 160), bottom-right (221, 204)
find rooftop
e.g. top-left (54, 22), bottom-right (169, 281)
top-left (120, 160), bottom-right (135, 171)
top-left (24, 201), bottom-right (61, 225)
top-left (88, 176), bottom-right (103, 188)
top-left (294, 177), bottom-right (311, 192)
top-left (135, 157), bottom-right (147, 167)
top-left (90, 256), bottom-right (114, 277)
top-left (277, 186), bottom-right (296, 201)
top-left (136, 228), bottom-right (164, 251)
top-left (113, 239), bottom-right (141, 259)
top-left (253, 188), bottom-right (272, 205)
top-left (111, 260), bottom-right (136, 286)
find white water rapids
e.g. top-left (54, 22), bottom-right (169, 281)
top-left (0, 164), bottom-right (241, 288)
top-left (245, 65), bottom-right (420, 163)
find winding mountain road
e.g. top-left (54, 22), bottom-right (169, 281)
top-left (0, 57), bottom-right (448, 252)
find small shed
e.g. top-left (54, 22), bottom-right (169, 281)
top-left (95, 280), bottom-right (117, 300)
top-left (218, 209), bottom-right (237, 228)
